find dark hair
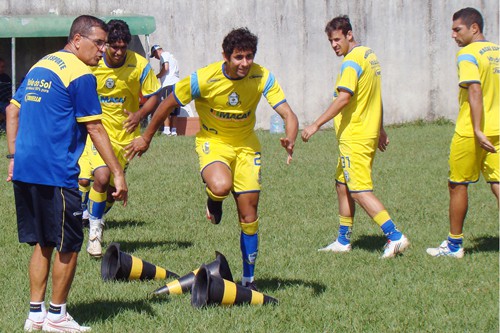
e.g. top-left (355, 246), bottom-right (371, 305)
top-left (222, 27), bottom-right (258, 59)
top-left (325, 15), bottom-right (352, 36)
top-left (68, 15), bottom-right (108, 42)
top-left (453, 7), bottom-right (484, 33)
top-left (107, 19), bottom-right (132, 44)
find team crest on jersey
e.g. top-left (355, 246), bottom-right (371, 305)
top-left (105, 78), bottom-right (115, 89)
top-left (203, 142), bottom-right (210, 154)
top-left (227, 92), bottom-right (241, 106)
top-left (343, 170), bottom-right (350, 183)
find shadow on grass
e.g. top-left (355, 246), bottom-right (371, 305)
top-left (466, 236), bottom-right (499, 253)
top-left (352, 234), bottom-right (387, 252)
top-left (110, 240), bottom-right (193, 253)
top-left (251, 277), bottom-right (326, 296)
top-left (72, 297), bottom-right (167, 322)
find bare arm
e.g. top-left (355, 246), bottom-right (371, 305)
top-left (274, 102), bottom-right (299, 164)
top-left (123, 93), bottom-right (160, 133)
top-left (86, 120), bottom-right (128, 205)
top-left (301, 90), bottom-right (351, 142)
top-left (378, 103), bottom-right (389, 152)
top-left (124, 92), bottom-right (179, 160)
top-left (157, 62), bottom-right (169, 79)
top-left (5, 103), bottom-right (19, 181)
top-left (468, 83), bottom-right (495, 153)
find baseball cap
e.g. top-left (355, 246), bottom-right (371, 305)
top-left (149, 44), bottom-right (162, 57)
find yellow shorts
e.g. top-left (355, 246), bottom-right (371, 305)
top-left (335, 139), bottom-right (377, 192)
top-left (195, 134), bottom-right (262, 193)
top-left (78, 136), bottom-right (129, 187)
top-left (449, 133), bottom-right (499, 184)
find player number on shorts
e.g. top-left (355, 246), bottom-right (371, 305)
top-left (341, 156), bottom-right (351, 168)
top-left (254, 152), bottom-right (262, 166)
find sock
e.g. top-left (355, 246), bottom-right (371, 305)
top-left (163, 126), bottom-right (171, 133)
top-left (376, 210), bottom-right (402, 241)
top-left (88, 189), bottom-right (107, 219)
top-left (79, 184), bottom-right (90, 211)
top-left (447, 233), bottom-right (463, 252)
top-left (337, 215), bottom-right (353, 245)
top-left (240, 219), bottom-right (259, 283)
top-left (28, 301), bottom-right (46, 322)
top-left (171, 127), bottom-right (177, 133)
top-left (46, 302), bottom-right (66, 322)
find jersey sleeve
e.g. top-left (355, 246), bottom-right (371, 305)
top-left (336, 60), bottom-right (362, 95)
top-left (10, 77), bottom-right (27, 107)
top-left (457, 54), bottom-right (480, 88)
top-left (173, 72), bottom-right (197, 106)
top-left (67, 73), bottom-right (102, 123)
top-left (262, 72), bottom-right (286, 109)
top-left (140, 63), bottom-right (161, 97)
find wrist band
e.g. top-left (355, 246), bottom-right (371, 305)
top-left (6, 154), bottom-right (14, 159)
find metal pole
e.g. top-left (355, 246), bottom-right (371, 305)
top-left (11, 37), bottom-right (16, 96)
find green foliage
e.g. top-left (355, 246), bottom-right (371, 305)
top-left (0, 123), bottom-right (498, 332)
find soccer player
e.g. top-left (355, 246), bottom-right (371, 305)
top-left (79, 19), bottom-right (160, 258)
top-left (126, 27), bottom-right (299, 290)
top-left (427, 8), bottom-right (499, 258)
top-left (6, 15), bottom-right (127, 332)
top-left (301, 15), bottom-right (410, 258)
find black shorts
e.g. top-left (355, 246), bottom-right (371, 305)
top-left (13, 181), bottom-right (84, 253)
top-left (159, 85), bottom-right (180, 116)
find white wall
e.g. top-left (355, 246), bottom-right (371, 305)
top-left (1, 0), bottom-right (498, 128)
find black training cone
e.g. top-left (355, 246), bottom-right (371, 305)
top-left (191, 265), bottom-right (278, 308)
top-left (153, 251), bottom-right (233, 295)
top-left (101, 242), bottom-right (179, 281)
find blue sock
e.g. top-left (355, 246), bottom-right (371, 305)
top-left (240, 231), bottom-right (258, 280)
top-left (380, 220), bottom-right (402, 241)
top-left (447, 235), bottom-right (463, 252)
top-left (337, 225), bottom-right (352, 245)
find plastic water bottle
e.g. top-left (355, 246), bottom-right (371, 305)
top-left (269, 113), bottom-right (284, 133)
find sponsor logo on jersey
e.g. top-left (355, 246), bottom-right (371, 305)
top-left (210, 109), bottom-right (252, 121)
top-left (24, 93), bottom-right (42, 103)
top-left (105, 78), bottom-right (115, 89)
top-left (99, 95), bottom-right (126, 104)
top-left (227, 92), bottom-right (241, 106)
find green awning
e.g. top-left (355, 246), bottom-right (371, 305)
top-left (0, 15), bottom-right (156, 38)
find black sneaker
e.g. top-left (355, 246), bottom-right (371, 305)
top-left (206, 197), bottom-right (223, 224)
top-left (243, 281), bottom-right (259, 292)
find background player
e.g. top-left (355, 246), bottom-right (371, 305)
top-left (79, 19), bottom-right (160, 258)
top-left (301, 15), bottom-right (410, 258)
top-left (126, 27), bottom-right (299, 290)
top-left (427, 8), bottom-right (499, 258)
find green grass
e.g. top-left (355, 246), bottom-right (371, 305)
top-left (0, 122), bottom-right (498, 332)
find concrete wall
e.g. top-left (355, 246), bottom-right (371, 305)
top-left (0, 0), bottom-right (498, 128)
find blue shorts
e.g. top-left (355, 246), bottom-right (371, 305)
top-left (13, 181), bottom-right (84, 253)
top-left (160, 85), bottom-right (180, 116)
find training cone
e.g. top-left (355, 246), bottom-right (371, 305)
top-left (153, 251), bottom-right (233, 295)
top-left (191, 265), bottom-right (278, 308)
top-left (101, 242), bottom-right (180, 281)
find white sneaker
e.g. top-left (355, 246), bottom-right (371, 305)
top-left (42, 313), bottom-right (91, 332)
top-left (426, 240), bottom-right (464, 259)
top-left (162, 130), bottom-right (171, 136)
top-left (318, 239), bottom-right (351, 252)
top-left (170, 131), bottom-right (177, 136)
top-left (87, 218), bottom-right (104, 258)
top-left (381, 235), bottom-right (410, 258)
top-left (24, 318), bottom-right (44, 332)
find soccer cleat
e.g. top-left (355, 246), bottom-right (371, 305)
top-left (24, 318), bottom-right (44, 332)
top-left (318, 239), bottom-right (352, 252)
top-left (42, 313), bottom-right (91, 332)
top-left (426, 240), bottom-right (464, 259)
top-left (381, 234), bottom-right (410, 258)
top-left (87, 219), bottom-right (104, 258)
top-left (206, 197), bottom-right (223, 225)
top-left (243, 281), bottom-right (259, 292)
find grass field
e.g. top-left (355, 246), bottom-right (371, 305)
top-left (0, 121), bottom-right (498, 332)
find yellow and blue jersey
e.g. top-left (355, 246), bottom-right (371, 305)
top-left (11, 50), bottom-right (102, 188)
top-left (333, 46), bottom-right (382, 141)
top-left (455, 41), bottom-right (499, 137)
top-left (173, 61), bottom-right (286, 141)
top-left (92, 50), bottom-right (160, 146)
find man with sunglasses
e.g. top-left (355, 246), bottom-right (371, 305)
top-left (6, 15), bottom-right (128, 332)
top-left (78, 19), bottom-right (160, 258)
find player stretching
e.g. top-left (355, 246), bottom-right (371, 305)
top-left (126, 28), bottom-right (299, 290)
top-left (79, 19), bottom-right (160, 257)
top-left (427, 8), bottom-right (499, 258)
top-left (302, 15), bottom-right (410, 258)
